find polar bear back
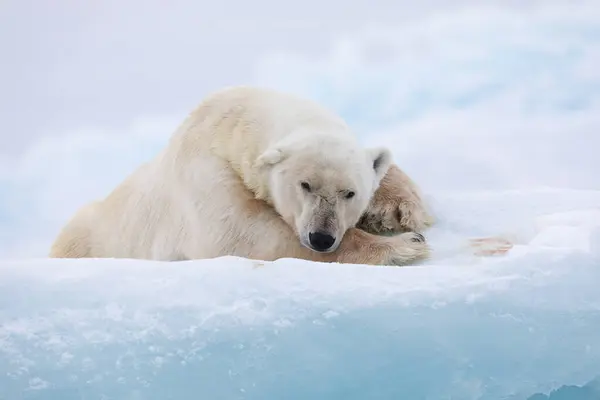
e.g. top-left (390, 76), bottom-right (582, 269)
top-left (168, 86), bottom-right (362, 201)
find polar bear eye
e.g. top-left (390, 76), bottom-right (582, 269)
top-left (301, 182), bottom-right (311, 192)
top-left (345, 191), bottom-right (356, 199)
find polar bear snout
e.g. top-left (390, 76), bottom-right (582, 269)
top-left (308, 231), bottom-right (336, 252)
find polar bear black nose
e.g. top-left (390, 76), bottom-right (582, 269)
top-left (309, 231), bottom-right (336, 251)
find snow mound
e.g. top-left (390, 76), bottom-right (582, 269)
top-left (1, 196), bottom-right (600, 399)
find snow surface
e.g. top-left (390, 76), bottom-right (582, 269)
top-left (2, 3), bottom-right (600, 400)
top-left (1, 243), bottom-right (600, 400)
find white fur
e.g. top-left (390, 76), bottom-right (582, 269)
top-left (50, 86), bottom-right (428, 265)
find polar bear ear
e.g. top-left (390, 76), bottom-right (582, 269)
top-left (368, 147), bottom-right (393, 182)
top-left (256, 147), bottom-right (286, 168)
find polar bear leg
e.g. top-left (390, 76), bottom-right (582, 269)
top-left (49, 202), bottom-right (97, 258)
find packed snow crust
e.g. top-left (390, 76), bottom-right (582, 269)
top-left (2, 189), bottom-right (600, 399)
top-left (1, 225), bottom-right (600, 400)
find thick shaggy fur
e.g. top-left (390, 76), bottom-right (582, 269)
top-left (359, 164), bottom-right (434, 235)
top-left (50, 86), bottom-right (432, 266)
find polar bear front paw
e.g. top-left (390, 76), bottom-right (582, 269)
top-left (358, 198), bottom-right (434, 235)
top-left (384, 231), bottom-right (430, 266)
top-left (357, 164), bottom-right (434, 235)
top-left (335, 228), bottom-right (429, 267)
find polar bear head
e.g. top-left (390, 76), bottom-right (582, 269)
top-left (256, 137), bottom-right (392, 253)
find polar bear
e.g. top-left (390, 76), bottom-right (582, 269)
top-left (49, 86), bottom-right (430, 266)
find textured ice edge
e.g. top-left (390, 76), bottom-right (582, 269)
top-left (1, 252), bottom-right (599, 400)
